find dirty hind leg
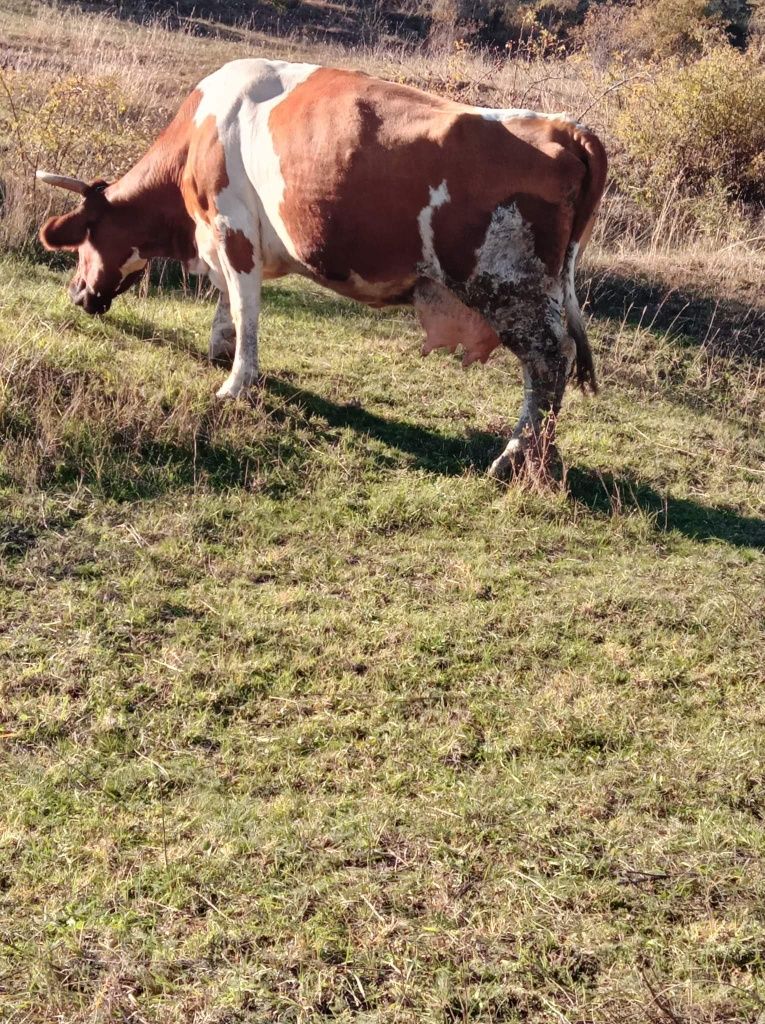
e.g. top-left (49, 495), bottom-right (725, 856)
top-left (488, 332), bottom-right (575, 484)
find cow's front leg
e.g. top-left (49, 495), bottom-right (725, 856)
top-left (215, 222), bottom-right (262, 400)
top-left (488, 300), bottom-right (575, 482)
top-left (208, 290), bottom-right (236, 366)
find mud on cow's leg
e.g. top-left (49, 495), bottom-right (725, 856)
top-left (215, 214), bottom-right (263, 400)
top-left (208, 290), bottom-right (236, 367)
top-left (487, 296), bottom-right (576, 483)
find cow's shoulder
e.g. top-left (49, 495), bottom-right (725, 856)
top-left (194, 58), bottom-right (320, 128)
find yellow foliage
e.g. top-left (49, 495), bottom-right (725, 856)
top-left (614, 47), bottom-right (765, 213)
top-left (626, 0), bottom-right (725, 60)
top-left (0, 69), bottom-right (160, 252)
top-left (579, 0), bottom-right (727, 67)
top-left (1, 72), bottom-right (154, 182)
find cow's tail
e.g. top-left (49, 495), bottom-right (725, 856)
top-left (563, 127), bottom-right (608, 395)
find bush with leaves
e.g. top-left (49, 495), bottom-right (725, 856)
top-left (577, 0), bottom-right (749, 66)
top-left (614, 45), bottom-right (765, 219)
top-left (0, 71), bottom-right (158, 253)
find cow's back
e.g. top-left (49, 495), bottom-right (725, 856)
top-left (262, 68), bottom-right (588, 296)
top-left (184, 60), bottom-right (598, 308)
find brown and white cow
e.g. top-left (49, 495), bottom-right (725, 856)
top-left (38, 58), bottom-right (607, 479)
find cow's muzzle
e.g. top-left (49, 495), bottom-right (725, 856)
top-left (69, 279), bottom-right (112, 316)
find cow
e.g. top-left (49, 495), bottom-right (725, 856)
top-left (37, 58), bottom-right (607, 480)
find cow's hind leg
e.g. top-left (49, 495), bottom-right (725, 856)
top-left (488, 292), bottom-right (575, 482)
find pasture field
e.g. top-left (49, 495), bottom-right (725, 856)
top-left (1, 258), bottom-right (764, 1023)
top-left (1, 3), bottom-right (765, 1022)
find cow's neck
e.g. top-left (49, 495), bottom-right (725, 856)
top-left (108, 161), bottom-right (195, 263)
top-left (106, 91), bottom-right (202, 263)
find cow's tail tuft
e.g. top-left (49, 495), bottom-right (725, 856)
top-left (563, 240), bottom-right (597, 395)
top-left (564, 127), bottom-right (608, 396)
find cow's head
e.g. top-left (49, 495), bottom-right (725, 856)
top-left (37, 171), bottom-right (148, 315)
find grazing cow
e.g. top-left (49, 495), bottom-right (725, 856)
top-left (37, 58), bottom-right (607, 478)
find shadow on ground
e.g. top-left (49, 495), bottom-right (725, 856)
top-left (108, 311), bottom-right (209, 362)
top-left (153, 377), bottom-right (765, 551)
top-left (567, 465), bottom-right (765, 551)
top-left (585, 267), bottom-right (765, 360)
top-left (6, 363), bottom-right (763, 551)
top-left (264, 376), bottom-right (500, 476)
top-left (54, 0), bottom-right (426, 45)
top-left (33, 280), bottom-right (763, 551)
top-left (275, 379), bottom-right (764, 550)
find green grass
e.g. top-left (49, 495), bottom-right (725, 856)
top-left (1, 257), bottom-right (764, 1023)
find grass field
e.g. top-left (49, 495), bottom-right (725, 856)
top-left (1, 254), bottom-right (764, 1022)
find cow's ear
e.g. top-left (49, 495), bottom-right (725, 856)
top-left (39, 209), bottom-right (89, 250)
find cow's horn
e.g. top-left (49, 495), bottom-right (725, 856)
top-left (36, 171), bottom-right (89, 195)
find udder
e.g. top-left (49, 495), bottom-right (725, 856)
top-left (415, 279), bottom-right (501, 366)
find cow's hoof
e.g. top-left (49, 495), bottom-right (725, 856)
top-left (489, 439), bottom-right (562, 488)
top-left (488, 439), bottom-right (525, 481)
top-left (216, 373), bottom-right (256, 399)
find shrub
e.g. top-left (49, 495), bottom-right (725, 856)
top-left (579, 0), bottom-right (730, 66)
top-left (614, 46), bottom-right (765, 215)
top-left (1, 71), bottom-right (153, 183)
top-left (625, 0), bottom-right (726, 60)
top-left (0, 70), bottom-right (156, 253)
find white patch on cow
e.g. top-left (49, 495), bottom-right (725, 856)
top-left (565, 240), bottom-right (579, 304)
top-left (472, 203), bottom-right (544, 287)
top-left (417, 180), bottom-right (451, 279)
top-left (477, 107), bottom-right (583, 129)
top-left (191, 216), bottom-right (223, 288)
top-left (191, 59), bottom-right (323, 398)
top-left (118, 247), bottom-right (147, 282)
top-left (208, 290), bottom-right (236, 361)
top-left (194, 58), bottom-right (318, 272)
top-left (194, 58), bottom-right (317, 127)
top-left (209, 207), bottom-right (262, 397)
top-left (562, 239), bottom-right (586, 354)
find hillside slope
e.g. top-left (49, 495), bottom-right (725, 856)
top-left (1, 260), bottom-right (764, 1023)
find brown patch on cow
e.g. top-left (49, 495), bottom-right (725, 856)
top-left (224, 227), bottom-right (255, 274)
top-left (415, 280), bottom-right (501, 366)
top-left (40, 205), bottom-right (93, 251)
top-left (107, 88), bottom-right (204, 256)
top-left (79, 88), bottom-right (207, 269)
top-left (39, 88), bottom-right (206, 306)
top-left (107, 88), bottom-right (202, 204)
top-left (181, 113), bottom-right (229, 228)
top-left (268, 69), bottom-right (590, 293)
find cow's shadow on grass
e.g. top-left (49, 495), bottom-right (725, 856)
top-left (264, 376), bottom-right (499, 476)
top-left (99, 290), bottom-right (765, 552)
top-left (585, 267), bottom-right (765, 361)
top-left (107, 311), bottom-right (210, 362)
top-left (265, 379), bottom-right (765, 551)
top-left (12, 369), bottom-right (762, 554)
top-left (566, 465), bottom-right (765, 551)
